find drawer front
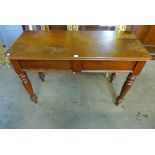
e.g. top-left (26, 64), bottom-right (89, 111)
top-left (82, 61), bottom-right (136, 71)
top-left (19, 60), bottom-right (72, 70)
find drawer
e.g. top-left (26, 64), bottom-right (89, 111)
top-left (81, 61), bottom-right (136, 71)
top-left (19, 60), bottom-right (72, 70)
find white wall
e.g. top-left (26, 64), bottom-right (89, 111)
top-left (0, 25), bottom-right (23, 50)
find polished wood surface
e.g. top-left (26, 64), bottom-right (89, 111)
top-left (8, 31), bottom-right (151, 105)
top-left (8, 31), bottom-right (150, 61)
top-left (128, 25), bottom-right (155, 45)
top-left (127, 25), bottom-right (155, 59)
top-left (145, 46), bottom-right (155, 60)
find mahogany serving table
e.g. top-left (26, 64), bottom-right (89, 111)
top-left (8, 31), bottom-right (151, 105)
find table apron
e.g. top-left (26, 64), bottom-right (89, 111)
top-left (18, 60), bottom-right (137, 72)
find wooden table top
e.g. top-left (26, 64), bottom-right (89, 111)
top-left (8, 31), bottom-right (151, 61)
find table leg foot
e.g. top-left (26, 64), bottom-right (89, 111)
top-left (30, 94), bottom-right (37, 103)
top-left (39, 72), bottom-right (45, 82)
top-left (115, 96), bottom-right (123, 105)
top-left (110, 73), bottom-right (116, 83)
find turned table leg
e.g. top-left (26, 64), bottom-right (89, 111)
top-left (10, 60), bottom-right (37, 103)
top-left (115, 61), bottom-right (146, 105)
top-left (39, 72), bottom-right (45, 82)
top-left (115, 73), bottom-right (136, 105)
top-left (19, 72), bottom-right (37, 103)
top-left (110, 73), bottom-right (116, 83)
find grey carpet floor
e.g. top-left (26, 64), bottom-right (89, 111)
top-left (0, 62), bottom-right (155, 128)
